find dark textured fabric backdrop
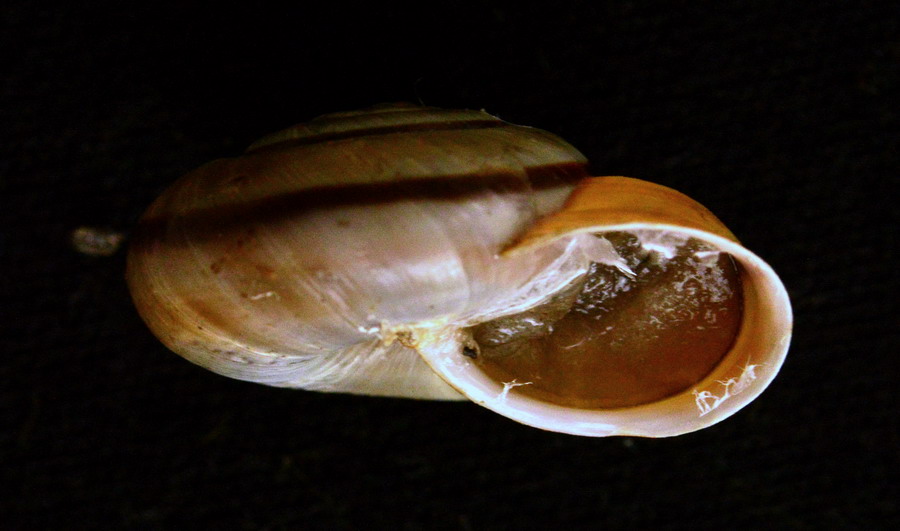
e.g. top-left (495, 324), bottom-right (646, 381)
top-left (3, 1), bottom-right (897, 529)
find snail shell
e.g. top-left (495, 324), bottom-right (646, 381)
top-left (127, 104), bottom-right (792, 437)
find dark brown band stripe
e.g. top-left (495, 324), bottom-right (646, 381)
top-left (134, 162), bottom-right (589, 248)
top-left (247, 119), bottom-right (509, 153)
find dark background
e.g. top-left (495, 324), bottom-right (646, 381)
top-left (3, 1), bottom-right (897, 529)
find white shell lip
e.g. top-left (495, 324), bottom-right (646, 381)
top-left (417, 223), bottom-right (793, 437)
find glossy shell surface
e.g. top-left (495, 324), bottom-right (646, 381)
top-left (127, 105), bottom-right (792, 436)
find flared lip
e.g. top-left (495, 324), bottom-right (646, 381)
top-left (419, 223), bottom-right (793, 437)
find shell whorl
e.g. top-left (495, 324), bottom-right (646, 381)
top-left (127, 105), bottom-right (592, 394)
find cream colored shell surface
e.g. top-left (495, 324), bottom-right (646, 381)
top-left (127, 105), bottom-right (591, 397)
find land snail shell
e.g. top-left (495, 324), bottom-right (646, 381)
top-left (127, 103), bottom-right (792, 437)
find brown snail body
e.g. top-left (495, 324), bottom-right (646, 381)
top-left (127, 104), bottom-right (792, 436)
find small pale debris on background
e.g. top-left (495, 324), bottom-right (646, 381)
top-left (71, 226), bottom-right (125, 256)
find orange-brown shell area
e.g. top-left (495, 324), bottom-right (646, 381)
top-left (506, 176), bottom-right (738, 255)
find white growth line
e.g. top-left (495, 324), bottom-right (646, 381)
top-left (357, 325), bottom-right (381, 335)
top-left (693, 363), bottom-right (762, 416)
top-left (642, 242), bottom-right (675, 259)
top-left (579, 234), bottom-right (636, 278)
top-left (694, 251), bottom-right (719, 259)
top-left (498, 379), bottom-right (533, 401)
top-left (249, 291), bottom-right (277, 301)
